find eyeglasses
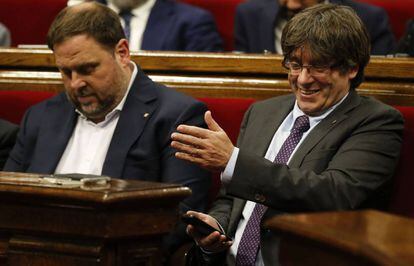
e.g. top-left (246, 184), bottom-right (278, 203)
top-left (283, 61), bottom-right (334, 77)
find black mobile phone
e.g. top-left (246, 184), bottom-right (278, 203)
top-left (181, 213), bottom-right (232, 240)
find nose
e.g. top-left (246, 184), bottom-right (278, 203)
top-left (296, 67), bottom-right (315, 84)
top-left (70, 72), bottom-right (86, 90)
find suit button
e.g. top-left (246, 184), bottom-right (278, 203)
top-left (254, 194), bottom-right (266, 203)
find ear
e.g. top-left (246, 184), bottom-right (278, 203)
top-left (348, 66), bottom-right (358, 79)
top-left (115, 38), bottom-right (130, 66)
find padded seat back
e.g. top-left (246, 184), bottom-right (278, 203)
top-left (0, 0), bottom-right (67, 46)
top-left (389, 106), bottom-right (414, 218)
top-left (0, 90), bottom-right (56, 124)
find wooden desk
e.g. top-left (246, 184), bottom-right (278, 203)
top-left (264, 210), bottom-right (414, 266)
top-left (0, 171), bottom-right (191, 266)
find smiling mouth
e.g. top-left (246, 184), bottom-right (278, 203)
top-left (300, 88), bottom-right (320, 95)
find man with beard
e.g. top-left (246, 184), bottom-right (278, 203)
top-left (4, 2), bottom-right (211, 256)
top-left (235, 0), bottom-right (396, 55)
top-left (68, 0), bottom-right (223, 51)
top-left (171, 4), bottom-right (403, 265)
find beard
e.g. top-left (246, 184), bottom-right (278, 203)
top-left (67, 88), bottom-right (117, 121)
top-left (112, 0), bottom-right (147, 10)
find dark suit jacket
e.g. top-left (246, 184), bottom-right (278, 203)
top-left (191, 91), bottom-right (403, 265)
top-left (235, 0), bottom-right (396, 55)
top-left (4, 69), bottom-right (211, 253)
top-left (396, 18), bottom-right (414, 56)
top-left (0, 119), bottom-right (18, 169)
top-left (97, 0), bottom-right (223, 51)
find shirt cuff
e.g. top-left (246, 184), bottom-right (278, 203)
top-left (221, 147), bottom-right (239, 185)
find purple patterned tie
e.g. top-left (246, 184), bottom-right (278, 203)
top-left (235, 115), bottom-right (310, 266)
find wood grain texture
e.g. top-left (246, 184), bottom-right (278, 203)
top-left (1, 49), bottom-right (414, 105)
top-left (0, 171), bottom-right (190, 266)
top-left (264, 210), bottom-right (414, 266)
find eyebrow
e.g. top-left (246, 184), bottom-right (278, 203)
top-left (58, 62), bottom-right (99, 73)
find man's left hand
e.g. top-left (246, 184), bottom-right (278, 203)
top-left (171, 111), bottom-right (234, 172)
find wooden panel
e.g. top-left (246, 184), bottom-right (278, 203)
top-left (0, 171), bottom-right (191, 266)
top-left (264, 210), bottom-right (414, 266)
top-left (1, 49), bottom-right (414, 106)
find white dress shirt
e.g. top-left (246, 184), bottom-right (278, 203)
top-left (54, 62), bottom-right (138, 175)
top-left (222, 93), bottom-right (348, 265)
top-left (108, 0), bottom-right (156, 51)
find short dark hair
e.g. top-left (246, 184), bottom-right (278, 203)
top-left (47, 2), bottom-right (125, 51)
top-left (281, 4), bottom-right (370, 89)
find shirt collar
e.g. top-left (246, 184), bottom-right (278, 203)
top-left (292, 92), bottom-right (349, 129)
top-left (108, 0), bottom-right (156, 17)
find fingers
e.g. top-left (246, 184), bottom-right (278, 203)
top-left (186, 223), bottom-right (232, 252)
top-left (176, 124), bottom-right (212, 139)
top-left (171, 132), bottom-right (204, 148)
top-left (204, 111), bottom-right (222, 132)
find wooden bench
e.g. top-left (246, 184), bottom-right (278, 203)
top-left (1, 49), bottom-right (414, 104)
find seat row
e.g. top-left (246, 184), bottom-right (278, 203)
top-left (1, 0), bottom-right (414, 51)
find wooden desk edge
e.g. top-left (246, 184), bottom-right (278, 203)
top-left (264, 210), bottom-right (413, 266)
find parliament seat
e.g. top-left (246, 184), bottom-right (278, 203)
top-left (0, 0), bottom-right (67, 47)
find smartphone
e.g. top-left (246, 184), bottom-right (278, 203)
top-left (181, 213), bottom-right (232, 240)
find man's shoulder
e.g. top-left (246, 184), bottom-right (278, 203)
top-left (251, 94), bottom-right (294, 110)
top-left (24, 92), bottom-right (70, 118)
top-left (0, 119), bottom-right (18, 136)
top-left (237, 0), bottom-right (276, 13)
top-left (333, 0), bottom-right (387, 18)
top-left (358, 95), bottom-right (401, 116)
top-left (165, 0), bottom-right (213, 18)
top-left (30, 92), bottom-right (68, 108)
top-left (142, 79), bottom-right (206, 110)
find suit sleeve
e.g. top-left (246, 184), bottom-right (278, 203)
top-left (0, 120), bottom-right (19, 170)
top-left (226, 103), bottom-right (403, 212)
top-left (3, 108), bottom-right (36, 172)
top-left (183, 10), bottom-right (223, 52)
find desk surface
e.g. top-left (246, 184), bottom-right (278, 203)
top-left (264, 210), bottom-right (414, 266)
top-left (0, 171), bottom-right (191, 205)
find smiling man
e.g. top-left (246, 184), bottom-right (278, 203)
top-left (171, 4), bottom-right (403, 265)
top-left (4, 2), bottom-right (211, 257)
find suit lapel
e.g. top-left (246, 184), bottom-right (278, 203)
top-left (141, 0), bottom-right (173, 50)
top-left (102, 69), bottom-right (157, 178)
top-left (249, 96), bottom-right (295, 157)
top-left (30, 94), bottom-right (77, 174)
top-left (289, 91), bottom-right (361, 167)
